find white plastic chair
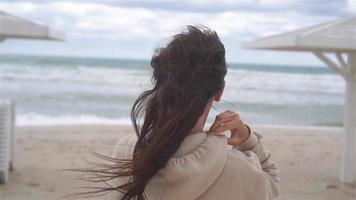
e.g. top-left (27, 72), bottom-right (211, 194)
top-left (0, 100), bottom-right (15, 183)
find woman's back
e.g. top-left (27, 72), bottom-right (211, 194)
top-left (108, 128), bottom-right (280, 200)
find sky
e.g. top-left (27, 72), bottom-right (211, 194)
top-left (0, 0), bottom-right (355, 65)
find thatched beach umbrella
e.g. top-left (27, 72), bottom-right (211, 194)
top-left (244, 16), bottom-right (356, 184)
top-left (0, 10), bottom-right (64, 183)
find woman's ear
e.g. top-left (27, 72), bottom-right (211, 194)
top-left (213, 88), bottom-right (224, 102)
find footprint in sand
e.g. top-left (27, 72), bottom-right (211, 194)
top-left (326, 184), bottom-right (339, 189)
top-left (27, 182), bottom-right (40, 187)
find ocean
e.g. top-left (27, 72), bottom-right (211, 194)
top-left (0, 54), bottom-right (345, 127)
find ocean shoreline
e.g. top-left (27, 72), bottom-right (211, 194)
top-left (1, 54), bottom-right (345, 127)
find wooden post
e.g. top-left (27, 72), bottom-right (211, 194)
top-left (341, 52), bottom-right (356, 184)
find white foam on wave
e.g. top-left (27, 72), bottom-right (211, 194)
top-left (1, 63), bottom-right (344, 95)
top-left (2, 64), bottom-right (345, 108)
top-left (226, 69), bottom-right (344, 94)
top-left (1, 61), bottom-right (345, 127)
top-left (1, 64), bottom-right (152, 86)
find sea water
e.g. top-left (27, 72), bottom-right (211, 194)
top-left (0, 54), bottom-right (344, 126)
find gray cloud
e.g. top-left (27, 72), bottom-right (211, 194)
top-left (0, 1), bottom-right (340, 41)
top-left (0, 0), bottom-right (350, 64)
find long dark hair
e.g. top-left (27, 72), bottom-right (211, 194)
top-left (76, 25), bottom-right (227, 200)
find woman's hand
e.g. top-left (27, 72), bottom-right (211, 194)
top-left (209, 110), bottom-right (250, 147)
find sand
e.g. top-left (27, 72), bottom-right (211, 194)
top-left (0, 125), bottom-right (355, 200)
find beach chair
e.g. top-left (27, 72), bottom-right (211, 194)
top-left (0, 100), bottom-right (15, 183)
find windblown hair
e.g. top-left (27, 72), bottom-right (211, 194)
top-left (77, 25), bottom-right (227, 200)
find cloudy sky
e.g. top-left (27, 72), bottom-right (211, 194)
top-left (0, 0), bottom-right (355, 65)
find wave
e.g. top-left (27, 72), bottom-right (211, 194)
top-left (1, 64), bottom-right (344, 94)
top-left (0, 64), bottom-right (151, 85)
top-left (0, 55), bottom-right (345, 127)
top-left (226, 69), bottom-right (344, 94)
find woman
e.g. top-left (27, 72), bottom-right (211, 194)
top-left (103, 25), bottom-right (280, 200)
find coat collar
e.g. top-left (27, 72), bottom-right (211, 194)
top-left (173, 131), bottom-right (208, 157)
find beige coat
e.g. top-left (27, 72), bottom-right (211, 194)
top-left (108, 127), bottom-right (280, 200)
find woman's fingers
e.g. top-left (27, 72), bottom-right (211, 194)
top-left (209, 110), bottom-right (250, 147)
top-left (227, 136), bottom-right (244, 146)
top-left (210, 119), bottom-right (238, 135)
top-left (210, 111), bottom-right (238, 131)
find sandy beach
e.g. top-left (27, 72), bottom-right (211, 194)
top-left (0, 125), bottom-right (355, 200)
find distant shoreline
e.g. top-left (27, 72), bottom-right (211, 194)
top-left (0, 53), bottom-right (328, 69)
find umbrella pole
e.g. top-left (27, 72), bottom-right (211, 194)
top-left (341, 53), bottom-right (356, 184)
